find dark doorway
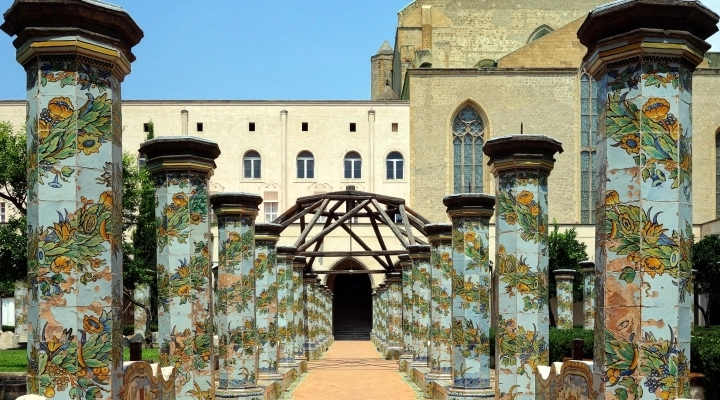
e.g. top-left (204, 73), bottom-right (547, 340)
top-left (332, 273), bottom-right (372, 340)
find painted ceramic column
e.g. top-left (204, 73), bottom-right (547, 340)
top-left (554, 269), bottom-right (575, 330)
top-left (318, 284), bottom-right (328, 351)
top-left (409, 245), bottom-right (432, 368)
top-left (385, 272), bottom-right (404, 360)
top-left (484, 135), bottom-right (563, 399)
top-left (2, 2), bottom-right (142, 398)
top-left (133, 283), bottom-right (150, 339)
top-left (277, 246), bottom-right (299, 371)
top-left (377, 283), bottom-right (387, 351)
top-left (209, 192), bottom-right (263, 397)
top-left (293, 257), bottom-right (308, 366)
top-left (580, 261), bottom-right (595, 331)
top-left (142, 137), bottom-right (220, 399)
top-left (425, 224), bottom-right (453, 384)
top-left (371, 291), bottom-right (377, 345)
top-left (255, 223), bottom-right (282, 381)
top-left (442, 194), bottom-right (495, 398)
top-left (302, 272), bottom-right (318, 360)
top-left (399, 254), bottom-right (415, 371)
top-left (578, 2), bottom-right (717, 398)
top-left (14, 280), bottom-right (28, 342)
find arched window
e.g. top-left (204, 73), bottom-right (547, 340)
top-left (344, 151), bottom-right (362, 179)
top-left (452, 105), bottom-right (485, 194)
top-left (580, 73), bottom-right (599, 223)
top-left (386, 152), bottom-right (404, 180)
top-left (243, 150), bottom-right (261, 179)
top-left (297, 151), bottom-right (315, 179)
top-left (528, 25), bottom-right (553, 43)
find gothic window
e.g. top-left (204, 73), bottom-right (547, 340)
top-left (243, 150), bottom-right (261, 179)
top-left (344, 151), bottom-right (362, 179)
top-left (528, 25), bottom-right (553, 43)
top-left (386, 151), bottom-right (404, 180)
top-left (297, 151), bottom-right (315, 179)
top-left (452, 105), bottom-right (484, 194)
top-left (580, 74), bottom-right (599, 223)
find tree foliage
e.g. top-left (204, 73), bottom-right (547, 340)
top-left (692, 234), bottom-right (720, 296)
top-left (548, 224), bottom-right (588, 303)
top-left (0, 216), bottom-right (27, 295)
top-left (0, 121), bottom-right (27, 215)
top-left (122, 152), bottom-right (156, 289)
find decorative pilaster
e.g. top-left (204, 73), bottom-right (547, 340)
top-left (399, 254), bottom-right (414, 371)
top-left (484, 135), bottom-right (563, 399)
top-left (277, 246), bottom-right (299, 371)
top-left (442, 194), bottom-right (495, 398)
top-left (293, 257), bottom-right (308, 367)
top-left (209, 192), bottom-right (263, 397)
top-left (409, 245), bottom-right (432, 368)
top-left (425, 224), bottom-right (453, 384)
top-left (255, 223), bottom-right (282, 382)
top-left (578, 2), bottom-right (718, 398)
top-left (554, 269), bottom-right (576, 330)
top-left (385, 272), bottom-right (404, 360)
top-left (13, 280), bottom-right (28, 342)
top-left (302, 272), bottom-right (318, 360)
top-left (132, 284), bottom-right (150, 340)
top-left (2, 2), bottom-right (142, 398)
top-left (580, 261), bottom-right (595, 331)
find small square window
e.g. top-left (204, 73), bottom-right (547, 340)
top-left (392, 123), bottom-right (399, 132)
top-left (349, 123), bottom-right (356, 132)
top-left (197, 122), bottom-right (204, 132)
top-left (302, 122), bottom-right (309, 131)
top-left (143, 123), bottom-right (149, 132)
top-left (249, 122), bottom-right (256, 131)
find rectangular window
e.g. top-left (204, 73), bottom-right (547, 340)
top-left (386, 160), bottom-right (404, 180)
top-left (197, 122), bottom-right (204, 132)
top-left (143, 123), bottom-right (149, 132)
top-left (244, 159), bottom-right (261, 179)
top-left (0, 202), bottom-right (5, 223)
top-left (302, 122), bottom-right (309, 131)
top-left (394, 213), bottom-right (403, 223)
top-left (344, 159), bottom-right (361, 179)
top-left (264, 191), bottom-right (278, 222)
top-left (392, 123), bottom-right (398, 132)
top-left (297, 159), bottom-right (315, 179)
top-left (249, 122), bottom-right (255, 131)
top-left (349, 123), bottom-right (356, 132)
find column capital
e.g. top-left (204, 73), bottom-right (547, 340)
top-left (210, 192), bottom-right (263, 218)
top-left (553, 269), bottom-right (577, 281)
top-left (578, 0), bottom-right (718, 78)
top-left (483, 134), bottom-right (563, 177)
top-left (443, 194), bottom-right (495, 218)
top-left (255, 222), bottom-right (282, 242)
top-left (424, 223), bottom-right (452, 244)
top-left (408, 244), bottom-right (431, 259)
top-left (384, 271), bottom-right (402, 284)
top-left (579, 261), bottom-right (594, 275)
top-left (292, 256), bottom-right (306, 271)
top-left (303, 271), bottom-right (318, 284)
top-left (399, 254), bottom-right (412, 270)
top-left (141, 136), bottom-right (221, 176)
top-left (2, 0), bottom-right (143, 76)
top-left (277, 246), bottom-right (297, 261)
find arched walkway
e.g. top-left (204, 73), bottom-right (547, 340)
top-left (332, 273), bottom-right (372, 340)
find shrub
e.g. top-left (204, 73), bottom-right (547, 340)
top-left (549, 327), bottom-right (593, 363)
top-left (123, 325), bottom-right (134, 336)
top-left (692, 333), bottom-right (720, 395)
top-left (1, 325), bottom-right (14, 332)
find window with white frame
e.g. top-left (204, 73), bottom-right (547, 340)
top-left (243, 150), bottom-right (261, 179)
top-left (264, 191), bottom-right (278, 222)
top-left (0, 202), bottom-right (5, 223)
top-left (344, 151), bottom-right (362, 179)
top-left (386, 151), bottom-right (404, 180)
top-left (297, 151), bottom-right (315, 179)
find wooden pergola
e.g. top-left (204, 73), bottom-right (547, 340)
top-left (272, 187), bottom-right (431, 274)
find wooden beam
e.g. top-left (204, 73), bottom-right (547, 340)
top-left (279, 200), bottom-right (323, 229)
top-left (371, 199), bottom-right (408, 248)
top-left (314, 270), bottom-right (388, 275)
top-left (298, 199), bottom-right (371, 251)
top-left (398, 205), bottom-right (416, 245)
top-left (404, 205), bottom-right (431, 225)
top-left (306, 200), bottom-right (344, 270)
top-left (338, 222), bottom-right (389, 270)
top-left (364, 206), bottom-right (395, 268)
top-left (293, 198), bottom-right (330, 248)
top-left (300, 250), bottom-right (406, 257)
top-left (405, 212), bottom-right (428, 235)
top-left (273, 203), bottom-right (300, 224)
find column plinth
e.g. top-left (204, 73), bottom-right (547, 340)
top-left (209, 192), bottom-right (263, 396)
top-left (254, 223), bottom-right (283, 382)
top-left (409, 245), bottom-right (431, 368)
top-left (277, 246), bottom-right (299, 371)
top-left (425, 223), bottom-right (453, 384)
top-left (484, 135), bottom-right (563, 399)
top-left (579, 261), bottom-right (595, 331)
top-left (3, 2), bottom-right (142, 396)
top-left (553, 269), bottom-right (576, 330)
top-left (578, 2), bottom-right (718, 398)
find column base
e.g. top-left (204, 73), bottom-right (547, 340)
top-left (294, 355), bottom-right (308, 374)
top-left (445, 387), bottom-right (495, 399)
top-left (277, 367), bottom-right (298, 392)
top-left (215, 386), bottom-right (265, 399)
top-left (257, 371), bottom-right (283, 382)
top-left (384, 346), bottom-right (403, 360)
top-left (410, 366), bottom-right (432, 398)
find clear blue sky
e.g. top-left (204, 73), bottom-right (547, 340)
top-left (0, 0), bottom-right (719, 101)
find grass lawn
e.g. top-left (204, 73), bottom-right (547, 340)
top-left (0, 348), bottom-right (159, 373)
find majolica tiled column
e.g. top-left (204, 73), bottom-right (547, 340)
top-left (425, 224), bottom-right (453, 384)
top-left (580, 261), bottom-right (595, 331)
top-left (142, 138), bottom-right (220, 399)
top-left (209, 192), bottom-right (263, 397)
top-left (2, 2), bottom-right (142, 398)
top-left (443, 194), bottom-right (495, 398)
top-left (303, 272), bottom-right (318, 360)
top-left (399, 254), bottom-right (415, 371)
top-left (409, 245), bottom-right (432, 368)
top-left (371, 291), bottom-right (378, 345)
top-left (277, 246), bottom-right (299, 371)
top-left (377, 283), bottom-right (388, 352)
top-left (293, 257), bottom-right (308, 367)
top-left (554, 270), bottom-right (575, 330)
top-left (318, 284), bottom-right (329, 351)
top-left (326, 288), bottom-right (334, 345)
top-left (133, 283), bottom-right (150, 339)
top-left (255, 223), bottom-right (282, 381)
top-left (484, 135), bottom-right (563, 399)
top-left (14, 280), bottom-right (28, 342)
top-left (385, 272), bottom-right (404, 360)
top-left (578, 2), bottom-right (717, 398)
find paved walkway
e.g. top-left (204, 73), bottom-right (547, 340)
top-left (287, 341), bottom-right (420, 400)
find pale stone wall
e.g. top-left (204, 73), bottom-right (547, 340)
top-left (690, 69), bottom-right (720, 224)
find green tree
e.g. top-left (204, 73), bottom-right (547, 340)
top-left (692, 234), bottom-right (720, 325)
top-left (0, 217), bottom-right (27, 295)
top-left (0, 121), bottom-right (27, 215)
top-left (548, 224), bottom-right (588, 303)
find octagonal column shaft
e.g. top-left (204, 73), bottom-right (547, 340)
top-left (209, 192), bottom-right (262, 396)
top-left (318, 285), bottom-right (328, 350)
top-left (580, 261), bottom-right (595, 331)
top-left (399, 254), bottom-right (414, 371)
top-left (385, 272), bottom-right (404, 360)
top-left (443, 194), bottom-right (495, 397)
top-left (2, 1), bottom-right (142, 397)
top-left (578, 2), bottom-right (718, 397)
top-left (255, 223), bottom-right (282, 381)
top-left (277, 246), bottom-right (299, 370)
top-left (14, 280), bottom-right (28, 342)
top-left (133, 284), bottom-right (150, 339)
top-left (425, 224), bottom-right (453, 383)
top-left (302, 272), bottom-right (318, 360)
top-left (378, 284), bottom-right (388, 350)
top-left (409, 245), bottom-right (432, 367)
top-left (554, 269), bottom-right (576, 330)
top-left (141, 137), bottom-right (220, 399)
top-left (292, 257), bottom-right (308, 364)
top-left (484, 135), bottom-right (563, 399)
top-left (371, 291), bottom-right (377, 344)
